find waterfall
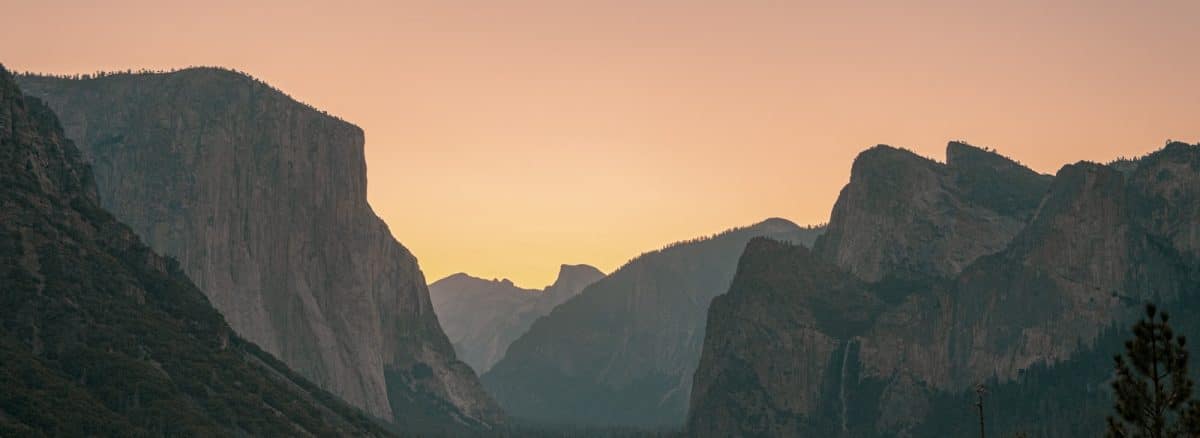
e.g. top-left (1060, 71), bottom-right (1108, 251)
top-left (839, 338), bottom-right (855, 434)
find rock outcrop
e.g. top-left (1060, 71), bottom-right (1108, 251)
top-left (482, 219), bottom-right (824, 427)
top-left (429, 264), bottom-right (604, 373)
top-left (815, 142), bottom-right (1052, 282)
top-left (0, 64), bottom-right (390, 436)
top-left (688, 142), bottom-right (1200, 437)
top-left (689, 238), bottom-right (883, 436)
top-left (16, 69), bottom-right (502, 429)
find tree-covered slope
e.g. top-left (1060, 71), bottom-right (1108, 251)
top-left (483, 219), bottom-right (824, 427)
top-left (0, 65), bottom-right (392, 436)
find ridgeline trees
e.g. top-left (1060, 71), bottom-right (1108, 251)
top-left (1107, 304), bottom-right (1200, 438)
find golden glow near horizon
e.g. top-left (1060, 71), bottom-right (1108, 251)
top-left (5, 1), bottom-right (1198, 288)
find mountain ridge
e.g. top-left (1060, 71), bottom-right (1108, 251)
top-left (429, 263), bottom-right (604, 374)
top-left (483, 218), bottom-right (825, 427)
top-left (688, 141), bottom-right (1200, 437)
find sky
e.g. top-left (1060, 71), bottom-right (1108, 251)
top-left (4, 1), bottom-right (1198, 288)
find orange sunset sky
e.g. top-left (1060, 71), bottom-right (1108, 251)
top-left (4, 1), bottom-right (1198, 288)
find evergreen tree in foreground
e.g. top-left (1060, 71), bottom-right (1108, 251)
top-left (1107, 303), bottom-right (1200, 438)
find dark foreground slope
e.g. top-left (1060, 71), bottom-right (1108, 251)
top-left (430, 264), bottom-right (604, 374)
top-left (689, 142), bottom-right (1200, 437)
top-left (0, 65), bottom-right (391, 436)
top-left (17, 69), bottom-right (502, 430)
top-left (483, 219), bottom-right (824, 427)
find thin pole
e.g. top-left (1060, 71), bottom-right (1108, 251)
top-left (976, 384), bottom-right (986, 438)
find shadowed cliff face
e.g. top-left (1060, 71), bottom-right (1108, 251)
top-left (482, 219), bottom-right (824, 427)
top-left (0, 65), bottom-right (390, 436)
top-left (429, 264), bottom-right (604, 374)
top-left (688, 142), bottom-right (1200, 437)
top-left (16, 69), bottom-right (502, 429)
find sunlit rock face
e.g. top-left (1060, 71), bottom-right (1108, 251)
top-left (688, 142), bottom-right (1200, 437)
top-left (429, 264), bottom-right (605, 374)
top-left (17, 69), bottom-right (503, 429)
top-left (815, 142), bottom-right (1051, 282)
top-left (482, 218), bottom-right (824, 427)
top-left (0, 65), bottom-right (389, 435)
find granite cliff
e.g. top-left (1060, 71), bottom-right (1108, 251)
top-left (429, 264), bottom-right (604, 374)
top-left (483, 219), bottom-right (824, 427)
top-left (0, 65), bottom-right (391, 436)
top-left (814, 142), bottom-right (1052, 282)
top-left (16, 69), bottom-right (502, 429)
top-left (688, 142), bottom-right (1200, 437)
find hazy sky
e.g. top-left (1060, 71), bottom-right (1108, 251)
top-left (5, 1), bottom-right (1198, 287)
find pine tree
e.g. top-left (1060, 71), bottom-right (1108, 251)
top-left (1106, 303), bottom-right (1200, 438)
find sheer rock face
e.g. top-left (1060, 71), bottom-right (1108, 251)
top-left (0, 65), bottom-right (389, 436)
top-left (16, 69), bottom-right (502, 427)
top-left (429, 264), bottom-right (604, 374)
top-left (815, 142), bottom-right (1051, 281)
top-left (688, 142), bottom-right (1200, 437)
top-left (482, 219), bottom-right (825, 427)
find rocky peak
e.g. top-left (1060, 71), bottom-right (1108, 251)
top-left (946, 141), bottom-right (1053, 218)
top-left (855, 143), bottom-right (931, 163)
top-left (431, 273), bottom-right (536, 294)
top-left (1162, 140), bottom-right (1197, 153)
top-left (816, 141), bottom-right (1050, 282)
top-left (946, 141), bottom-right (1027, 171)
top-left (837, 145), bottom-right (943, 206)
top-left (555, 263), bottom-right (605, 283)
top-left (536, 263), bottom-right (605, 316)
top-left (429, 264), bottom-right (604, 375)
top-left (436, 272), bottom-right (478, 284)
top-left (548, 264), bottom-right (605, 292)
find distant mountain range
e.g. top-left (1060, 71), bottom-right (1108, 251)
top-left (430, 264), bottom-right (605, 374)
top-left (16, 68), bottom-right (501, 432)
top-left (688, 141), bottom-right (1200, 437)
top-left (482, 219), bottom-right (825, 427)
top-left (0, 65), bottom-right (391, 435)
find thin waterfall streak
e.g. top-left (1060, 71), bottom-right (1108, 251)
top-left (840, 339), bottom-right (854, 434)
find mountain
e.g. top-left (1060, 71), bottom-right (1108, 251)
top-left (482, 219), bottom-right (825, 427)
top-left (688, 238), bottom-right (885, 436)
top-left (429, 264), bottom-right (605, 374)
top-left (814, 142), bottom-right (1052, 282)
top-left (687, 141), bottom-right (1200, 437)
top-left (15, 69), bottom-right (502, 429)
top-left (0, 65), bottom-right (391, 436)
